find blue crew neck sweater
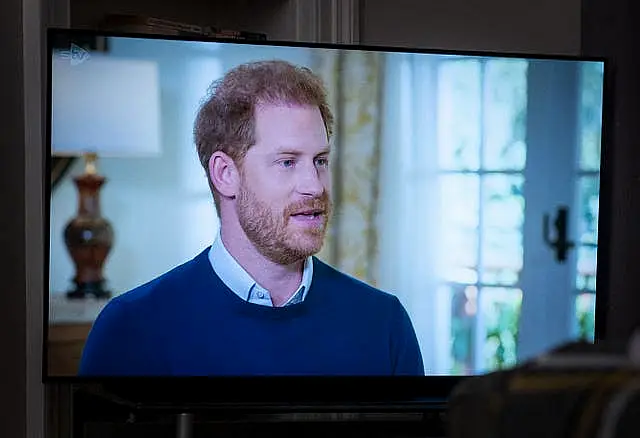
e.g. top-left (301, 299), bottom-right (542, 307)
top-left (79, 248), bottom-right (425, 376)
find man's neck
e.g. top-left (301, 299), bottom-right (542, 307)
top-left (219, 223), bottom-right (304, 306)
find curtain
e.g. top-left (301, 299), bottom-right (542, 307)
top-left (312, 50), bottom-right (452, 375)
top-left (313, 49), bottom-right (385, 287)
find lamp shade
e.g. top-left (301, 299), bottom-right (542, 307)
top-left (51, 52), bottom-right (162, 157)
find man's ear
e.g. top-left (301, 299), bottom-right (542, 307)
top-left (208, 151), bottom-right (240, 200)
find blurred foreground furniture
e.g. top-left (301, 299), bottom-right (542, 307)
top-left (448, 337), bottom-right (640, 438)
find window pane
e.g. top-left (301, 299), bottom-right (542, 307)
top-left (575, 293), bottom-right (596, 342)
top-left (480, 175), bottom-right (524, 285)
top-left (578, 176), bottom-right (599, 245)
top-left (439, 175), bottom-right (479, 278)
top-left (443, 267), bottom-right (478, 285)
top-left (440, 228), bottom-right (478, 281)
top-left (480, 287), bottom-right (522, 372)
top-left (481, 228), bottom-right (522, 286)
top-left (482, 175), bottom-right (525, 228)
top-left (450, 284), bottom-right (478, 375)
top-left (438, 60), bottom-right (481, 171)
top-left (576, 245), bottom-right (597, 292)
top-left (579, 62), bottom-right (604, 171)
top-left (440, 174), bottom-right (480, 229)
top-left (483, 59), bottom-right (528, 171)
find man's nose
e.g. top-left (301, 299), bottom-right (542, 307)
top-left (296, 163), bottom-right (325, 197)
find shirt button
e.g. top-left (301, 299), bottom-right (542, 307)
top-left (257, 291), bottom-right (265, 299)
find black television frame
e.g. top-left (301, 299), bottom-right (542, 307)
top-left (43, 27), bottom-right (613, 406)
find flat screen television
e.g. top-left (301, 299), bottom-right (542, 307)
top-left (44, 28), bottom-right (611, 405)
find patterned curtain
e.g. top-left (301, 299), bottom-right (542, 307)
top-left (313, 49), bottom-right (385, 287)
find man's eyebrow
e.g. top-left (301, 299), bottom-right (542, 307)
top-left (315, 147), bottom-right (331, 157)
top-left (272, 146), bottom-right (331, 156)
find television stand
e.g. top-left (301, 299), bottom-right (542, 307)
top-left (176, 413), bottom-right (193, 438)
top-left (72, 383), bottom-right (449, 437)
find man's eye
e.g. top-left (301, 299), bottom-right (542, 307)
top-left (281, 159), bottom-right (295, 168)
top-left (316, 158), bottom-right (329, 167)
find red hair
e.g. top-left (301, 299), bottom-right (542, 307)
top-left (193, 60), bottom-right (334, 211)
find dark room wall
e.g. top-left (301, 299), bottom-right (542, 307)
top-left (0, 0), bottom-right (28, 436)
top-left (582, 0), bottom-right (640, 342)
top-left (359, 0), bottom-right (582, 55)
top-left (1, 0), bottom-right (46, 437)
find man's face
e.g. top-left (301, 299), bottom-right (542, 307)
top-left (236, 103), bottom-right (332, 265)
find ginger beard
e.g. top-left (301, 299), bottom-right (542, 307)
top-left (236, 174), bottom-right (332, 265)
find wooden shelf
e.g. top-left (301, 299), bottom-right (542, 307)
top-left (48, 0), bottom-right (359, 45)
top-left (66, 0), bottom-right (298, 42)
top-left (48, 322), bottom-right (93, 377)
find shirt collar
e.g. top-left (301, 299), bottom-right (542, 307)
top-left (208, 230), bottom-right (313, 305)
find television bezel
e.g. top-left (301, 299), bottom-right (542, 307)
top-left (43, 27), bottom-right (613, 405)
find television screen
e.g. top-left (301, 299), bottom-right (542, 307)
top-left (46, 30), bottom-right (606, 380)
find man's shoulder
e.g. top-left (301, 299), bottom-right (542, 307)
top-left (312, 257), bottom-right (401, 306)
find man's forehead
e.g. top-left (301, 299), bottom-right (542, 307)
top-left (254, 100), bottom-right (318, 115)
top-left (276, 143), bottom-right (331, 153)
top-left (253, 115), bottom-right (329, 145)
top-left (251, 141), bottom-right (331, 155)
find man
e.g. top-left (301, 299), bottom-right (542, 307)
top-left (79, 60), bottom-right (424, 376)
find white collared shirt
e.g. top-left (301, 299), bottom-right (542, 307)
top-left (208, 232), bottom-right (313, 307)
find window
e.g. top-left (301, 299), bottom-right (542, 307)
top-left (437, 58), bottom-right (528, 374)
top-left (381, 54), bottom-right (604, 375)
top-left (575, 62), bottom-right (604, 342)
top-left (443, 59), bottom-right (604, 373)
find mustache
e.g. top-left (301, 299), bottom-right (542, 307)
top-left (284, 193), bottom-right (332, 217)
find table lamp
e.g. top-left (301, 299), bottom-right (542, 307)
top-left (51, 52), bottom-right (161, 299)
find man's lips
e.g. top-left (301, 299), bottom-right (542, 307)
top-left (291, 209), bottom-right (324, 216)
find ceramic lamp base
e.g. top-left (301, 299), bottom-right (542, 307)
top-left (64, 154), bottom-right (114, 300)
top-left (66, 280), bottom-right (111, 300)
